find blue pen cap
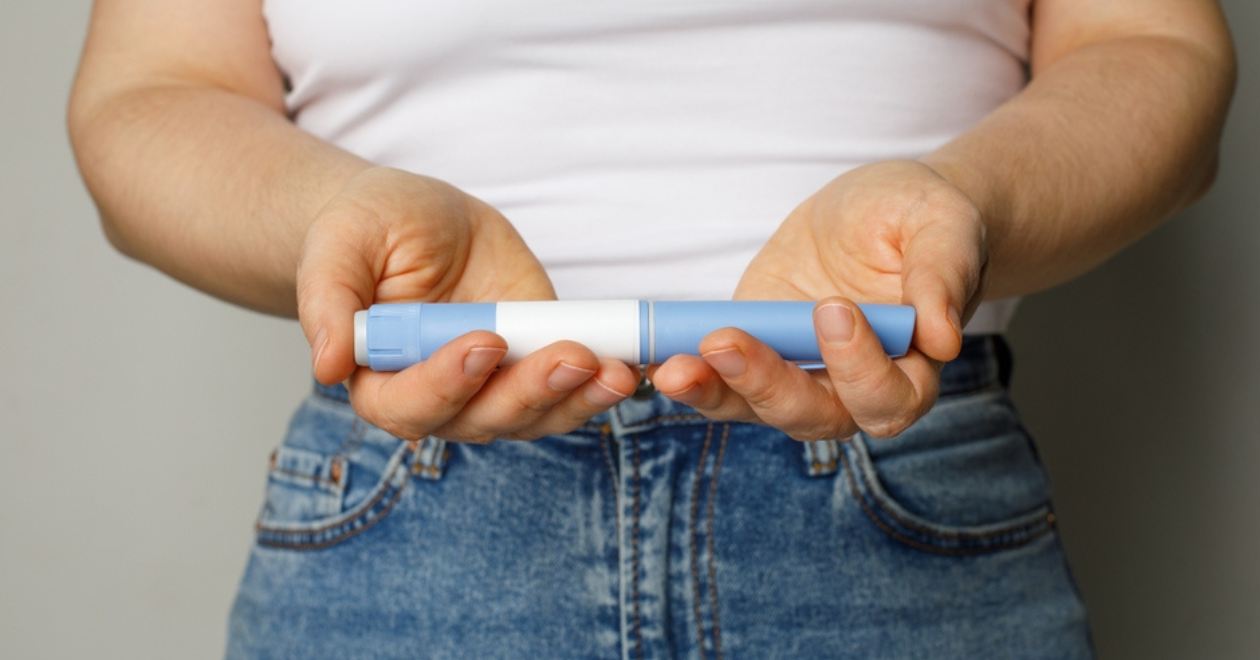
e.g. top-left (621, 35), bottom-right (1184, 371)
top-left (359, 304), bottom-right (423, 371)
top-left (356, 303), bottom-right (498, 371)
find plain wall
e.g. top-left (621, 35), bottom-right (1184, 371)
top-left (1, 2), bottom-right (1256, 658)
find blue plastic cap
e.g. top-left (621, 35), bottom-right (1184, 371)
top-left (362, 302), bottom-right (498, 371)
top-left (365, 304), bottom-right (423, 371)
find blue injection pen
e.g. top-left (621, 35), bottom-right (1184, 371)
top-left (354, 301), bottom-right (915, 370)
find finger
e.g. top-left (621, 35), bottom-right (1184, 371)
top-left (899, 206), bottom-right (986, 363)
top-left (504, 358), bottom-right (639, 440)
top-left (347, 330), bottom-right (507, 440)
top-left (296, 212), bottom-right (384, 386)
top-left (649, 354), bottom-right (763, 424)
top-left (432, 341), bottom-right (608, 442)
top-left (702, 328), bottom-right (858, 441)
top-left (653, 329), bottom-right (855, 441)
top-left (815, 298), bottom-right (941, 439)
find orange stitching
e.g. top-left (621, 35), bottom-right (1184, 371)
top-left (598, 431), bottom-right (619, 510)
top-left (269, 466), bottom-right (338, 487)
top-left (257, 475), bottom-right (408, 552)
top-left (689, 424), bottom-right (714, 658)
top-left (258, 451), bottom-right (408, 537)
top-left (630, 413), bottom-right (708, 427)
top-left (631, 434), bottom-right (645, 660)
top-left (707, 425), bottom-right (729, 660)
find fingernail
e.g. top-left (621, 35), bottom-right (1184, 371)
top-left (948, 306), bottom-right (962, 336)
top-left (548, 362), bottom-right (596, 392)
top-left (311, 327), bottom-right (329, 373)
top-left (703, 347), bottom-right (747, 379)
top-left (583, 378), bottom-right (629, 407)
top-left (463, 347), bottom-right (506, 378)
top-left (816, 303), bottom-right (854, 346)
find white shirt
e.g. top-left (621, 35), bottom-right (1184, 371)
top-left (264, 0), bottom-right (1029, 332)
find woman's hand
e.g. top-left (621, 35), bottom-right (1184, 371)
top-left (649, 160), bottom-right (988, 440)
top-left (297, 168), bottom-right (638, 443)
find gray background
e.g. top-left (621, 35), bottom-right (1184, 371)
top-left (1, 2), bottom-right (1256, 658)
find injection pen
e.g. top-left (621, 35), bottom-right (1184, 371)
top-left (354, 301), bottom-right (915, 371)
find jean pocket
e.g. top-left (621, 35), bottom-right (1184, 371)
top-left (254, 393), bottom-right (420, 551)
top-left (842, 388), bottom-right (1057, 555)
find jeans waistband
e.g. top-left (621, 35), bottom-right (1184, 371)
top-left (606, 335), bottom-right (1009, 430)
top-left (312, 334), bottom-right (1011, 431)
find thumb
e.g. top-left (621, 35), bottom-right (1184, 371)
top-left (296, 215), bottom-right (382, 385)
top-left (899, 216), bottom-right (986, 363)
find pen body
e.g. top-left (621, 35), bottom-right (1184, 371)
top-left (354, 301), bottom-right (915, 370)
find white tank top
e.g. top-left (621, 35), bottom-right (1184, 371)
top-left (264, 0), bottom-right (1028, 333)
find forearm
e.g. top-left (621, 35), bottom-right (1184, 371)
top-left (924, 27), bottom-right (1235, 299)
top-left (69, 83), bottom-right (370, 317)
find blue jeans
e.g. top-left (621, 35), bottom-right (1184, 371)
top-left (227, 336), bottom-right (1093, 659)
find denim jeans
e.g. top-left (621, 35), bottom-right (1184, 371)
top-left (226, 336), bottom-right (1093, 659)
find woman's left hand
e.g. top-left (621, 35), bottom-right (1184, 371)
top-left (649, 160), bottom-right (989, 440)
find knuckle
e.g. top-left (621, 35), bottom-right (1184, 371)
top-left (785, 412), bottom-right (855, 443)
top-left (442, 425), bottom-right (499, 445)
top-left (861, 411), bottom-right (918, 439)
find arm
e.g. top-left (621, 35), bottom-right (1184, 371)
top-left (651, 0), bottom-right (1236, 440)
top-left (926, 0), bottom-right (1237, 299)
top-left (68, 0), bottom-right (638, 442)
top-left (67, 0), bottom-right (368, 316)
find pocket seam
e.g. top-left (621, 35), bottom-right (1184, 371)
top-left (255, 442), bottom-right (411, 551)
top-left (842, 440), bottom-right (1056, 556)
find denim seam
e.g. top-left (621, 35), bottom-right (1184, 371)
top-left (803, 439), bottom-right (842, 477)
top-left (850, 437), bottom-right (1054, 542)
top-left (617, 413), bottom-right (709, 434)
top-left (630, 434), bottom-right (646, 660)
top-left (257, 444), bottom-right (410, 534)
top-left (312, 386), bottom-right (350, 404)
top-left (840, 450), bottom-right (1055, 555)
top-left (335, 419), bottom-right (367, 461)
top-left (409, 436), bottom-right (449, 481)
top-left (256, 452), bottom-right (411, 551)
top-left (689, 424), bottom-right (714, 658)
top-left (597, 424), bottom-right (620, 511)
top-left (267, 465), bottom-right (339, 488)
top-left (705, 424), bottom-right (729, 660)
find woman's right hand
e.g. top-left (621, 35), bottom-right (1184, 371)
top-left (296, 168), bottom-right (638, 443)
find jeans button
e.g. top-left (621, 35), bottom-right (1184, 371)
top-left (632, 375), bottom-right (657, 400)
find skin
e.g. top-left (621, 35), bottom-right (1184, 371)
top-left (68, 0), bottom-right (1236, 443)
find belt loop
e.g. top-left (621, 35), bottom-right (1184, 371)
top-left (803, 439), bottom-right (843, 477)
top-left (410, 436), bottom-right (449, 481)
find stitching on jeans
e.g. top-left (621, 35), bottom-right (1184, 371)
top-left (840, 451), bottom-right (1054, 555)
top-left (707, 425), bottom-right (729, 660)
top-left (633, 413), bottom-right (708, 428)
top-left (258, 446), bottom-right (409, 537)
top-left (689, 424), bottom-right (715, 659)
top-left (258, 474), bottom-right (407, 551)
top-left (340, 419), bottom-right (368, 459)
top-left (256, 455), bottom-right (410, 551)
top-left (269, 466), bottom-right (338, 487)
top-left (805, 441), bottom-right (838, 476)
top-left (597, 425), bottom-right (619, 510)
top-left (631, 434), bottom-right (645, 660)
top-left (850, 440), bottom-right (1052, 542)
top-left (312, 386), bottom-right (350, 404)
